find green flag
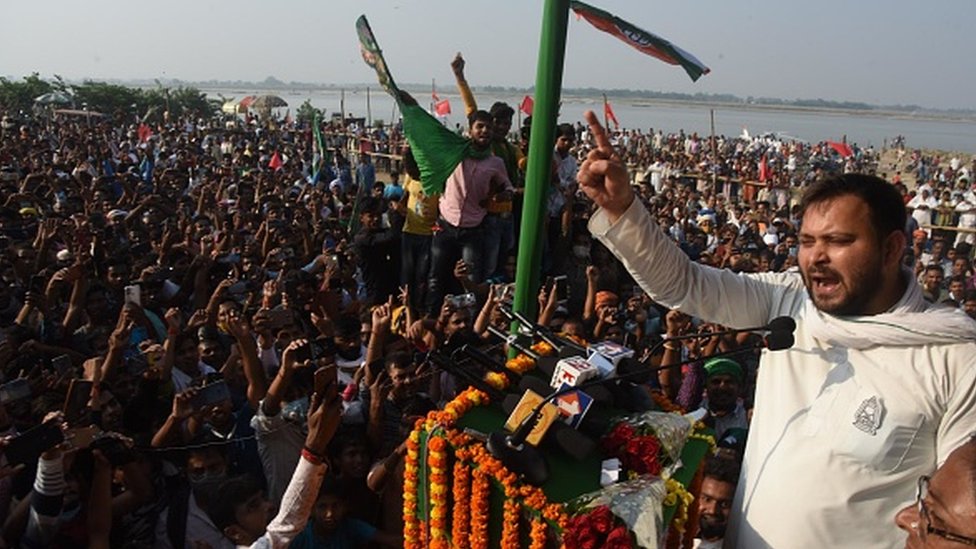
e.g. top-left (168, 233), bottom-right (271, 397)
top-left (356, 15), bottom-right (487, 195)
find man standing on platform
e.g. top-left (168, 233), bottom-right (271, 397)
top-left (451, 53), bottom-right (524, 279)
top-left (577, 110), bottom-right (976, 548)
top-left (425, 109), bottom-right (513, 314)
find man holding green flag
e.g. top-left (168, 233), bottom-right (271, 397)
top-left (356, 16), bottom-right (513, 314)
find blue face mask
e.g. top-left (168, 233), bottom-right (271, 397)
top-left (281, 396), bottom-right (309, 424)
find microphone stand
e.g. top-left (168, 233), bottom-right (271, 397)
top-left (486, 325), bottom-right (541, 360)
top-left (426, 350), bottom-right (505, 401)
top-left (643, 315), bottom-right (797, 364)
top-left (498, 306), bottom-right (588, 356)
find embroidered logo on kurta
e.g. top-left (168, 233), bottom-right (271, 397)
top-left (852, 396), bottom-right (883, 436)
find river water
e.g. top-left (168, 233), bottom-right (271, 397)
top-left (204, 88), bottom-right (976, 152)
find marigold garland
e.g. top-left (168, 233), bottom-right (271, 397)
top-left (405, 386), bottom-right (572, 549)
top-left (529, 516), bottom-right (548, 549)
top-left (484, 370), bottom-right (510, 390)
top-left (470, 467), bottom-right (491, 549)
top-left (503, 338), bottom-right (557, 375)
top-left (403, 429), bottom-right (421, 547)
top-left (530, 340), bottom-right (555, 356)
top-left (505, 354), bottom-right (536, 374)
top-left (502, 499), bottom-right (521, 548)
top-left (452, 458), bottom-right (472, 549)
top-left (427, 434), bottom-right (450, 549)
top-left (663, 477), bottom-right (695, 534)
top-left (687, 429), bottom-right (717, 454)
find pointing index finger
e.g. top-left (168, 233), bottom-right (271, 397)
top-left (584, 110), bottom-right (613, 156)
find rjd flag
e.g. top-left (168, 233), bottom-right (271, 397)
top-left (356, 15), bottom-right (487, 196)
top-left (569, 0), bottom-right (710, 82)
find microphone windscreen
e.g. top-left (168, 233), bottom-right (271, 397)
top-left (766, 316), bottom-right (797, 334)
top-left (519, 376), bottom-right (553, 397)
top-left (501, 393), bottom-right (522, 416)
top-left (765, 331), bottom-right (795, 351)
top-left (584, 384), bottom-right (614, 405)
top-left (535, 356), bottom-right (559, 378)
top-left (552, 426), bottom-right (596, 461)
top-left (614, 356), bottom-right (653, 384)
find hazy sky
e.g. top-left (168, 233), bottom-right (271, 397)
top-left (2, 0), bottom-right (973, 110)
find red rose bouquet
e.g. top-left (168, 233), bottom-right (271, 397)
top-left (601, 411), bottom-right (694, 478)
top-left (563, 505), bottom-right (636, 549)
top-left (562, 477), bottom-right (670, 548)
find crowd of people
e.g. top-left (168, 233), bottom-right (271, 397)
top-left (0, 59), bottom-right (974, 548)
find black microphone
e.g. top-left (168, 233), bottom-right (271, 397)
top-left (426, 350), bottom-right (505, 401)
top-left (499, 307), bottom-right (588, 356)
top-left (486, 325), bottom-right (541, 360)
top-left (455, 344), bottom-right (512, 375)
top-left (762, 330), bottom-right (794, 351)
top-left (765, 316), bottom-right (796, 334)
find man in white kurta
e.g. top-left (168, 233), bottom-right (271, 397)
top-left (577, 110), bottom-right (976, 548)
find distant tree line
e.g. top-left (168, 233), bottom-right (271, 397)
top-left (0, 73), bottom-right (217, 122)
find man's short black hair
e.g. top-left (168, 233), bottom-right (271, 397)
top-left (556, 123), bottom-right (575, 140)
top-left (703, 454), bottom-right (741, 485)
top-left (385, 351), bottom-right (413, 371)
top-left (489, 102), bottom-right (515, 121)
top-left (335, 315), bottom-right (361, 339)
top-left (206, 475), bottom-right (264, 530)
top-left (799, 174), bottom-right (906, 244)
top-left (467, 110), bottom-right (492, 128)
top-left (359, 196), bottom-right (382, 216)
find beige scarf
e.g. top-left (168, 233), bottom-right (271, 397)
top-left (803, 268), bottom-right (976, 350)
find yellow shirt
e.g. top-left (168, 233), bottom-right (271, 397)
top-left (403, 175), bottom-right (439, 235)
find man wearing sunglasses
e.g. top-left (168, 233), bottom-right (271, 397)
top-left (896, 437), bottom-right (976, 547)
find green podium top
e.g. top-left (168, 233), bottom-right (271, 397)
top-left (455, 402), bottom-right (712, 511)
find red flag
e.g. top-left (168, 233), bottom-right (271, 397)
top-left (137, 123), bottom-right (152, 143)
top-left (519, 95), bottom-right (534, 116)
top-left (758, 155), bottom-right (769, 182)
top-left (268, 151), bottom-right (283, 171)
top-left (434, 98), bottom-right (451, 116)
top-left (604, 99), bottom-right (619, 129)
top-left (827, 141), bottom-right (854, 158)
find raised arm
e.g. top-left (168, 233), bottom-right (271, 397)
top-left (579, 110), bottom-right (784, 328)
top-left (226, 313), bottom-right (268, 409)
top-left (450, 52), bottom-right (478, 117)
top-left (260, 366), bottom-right (342, 549)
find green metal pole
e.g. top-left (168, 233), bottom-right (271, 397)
top-left (512, 0), bottom-right (570, 332)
